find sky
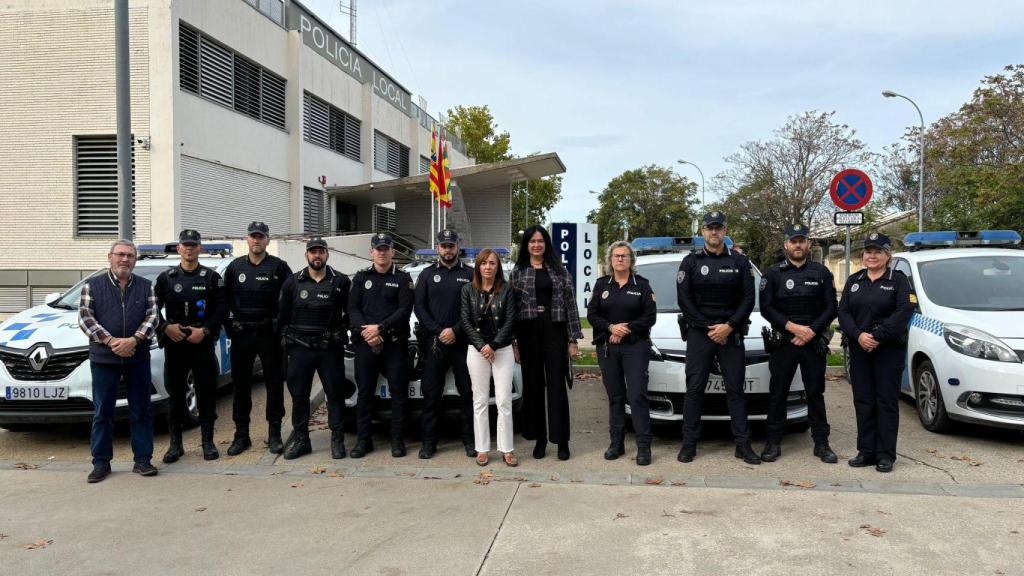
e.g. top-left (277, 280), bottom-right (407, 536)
top-left (304, 0), bottom-right (1023, 223)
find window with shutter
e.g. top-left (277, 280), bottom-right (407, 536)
top-left (343, 114), bottom-right (361, 161)
top-left (373, 132), bottom-right (389, 173)
top-left (233, 54), bottom-right (260, 120)
top-left (419, 156), bottom-right (430, 175)
top-left (260, 70), bottom-right (286, 128)
top-left (303, 92), bottom-right (330, 148)
top-left (373, 131), bottom-right (410, 177)
top-left (199, 37), bottom-right (233, 107)
top-left (303, 91), bottom-right (360, 161)
top-left (179, 26), bottom-right (199, 94)
top-left (303, 187), bottom-right (327, 234)
top-left (74, 135), bottom-right (135, 237)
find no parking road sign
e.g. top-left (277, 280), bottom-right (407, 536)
top-left (830, 168), bottom-right (873, 211)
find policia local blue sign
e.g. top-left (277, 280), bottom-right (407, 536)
top-left (551, 223), bottom-right (598, 315)
top-left (287, 2), bottom-right (413, 117)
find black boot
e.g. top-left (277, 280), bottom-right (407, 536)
top-left (813, 442), bottom-right (838, 464)
top-left (760, 443), bottom-right (781, 462)
top-left (391, 439), bottom-right (407, 458)
top-left (201, 424), bottom-right (219, 461)
top-left (557, 442), bottom-right (570, 461)
top-left (283, 429), bottom-right (312, 460)
top-left (418, 443), bottom-right (437, 459)
top-left (636, 445), bottom-right (652, 466)
top-left (350, 438), bottom-right (374, 459)
top-left (603, 435), bottom-right (625, 461)
top-left (532, 438), bottom-right (547, 459)
top-left (226, 428), bottom-right (251, 456)
top-left (266, 422), bottom-right (284, 455)
top-left (162, 424), bottom-right (184, 464)
top-left (734, 442), bottom-right (761, 465)
top-left (331, 430), bottom-right (347, 459)
top-left (677, 444), bottom-right (696, 463)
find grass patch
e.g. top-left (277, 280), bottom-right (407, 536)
top-left (573, 348), bottom-right (599, 366)
top-left (827, 352), bottom-right (846, 367)
top-left (579, 317), bottom-right (591, 329)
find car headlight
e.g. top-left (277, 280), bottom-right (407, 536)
top-left (943, 324), bottom-right (1021, 363)
top-left (649, 343), bottom-right (664, 362)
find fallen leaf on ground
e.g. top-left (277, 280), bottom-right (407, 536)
top-left (479, 471), bottom-right (494, 479)
top-left (527, 482), bottom-right (541, 488)
top-left (614, 512), bottom-right (629, 520)
top-left (550, 473), bottom-right (560, 481)
top-left (270, 470), bottom-right (287, 475)
top-left (24, 539), bottom-right (52, 550)
top-left (860, 524), bottom-right (886, 537)
top-left (645, 476), bottom-right (664, 485)
top-left (398, 472), bottom-right (416, 477)
top-left (327, 472), bottom-right (342, 478)
top-left (0, 533), bottom-right (8, 540)
top-left (290, 482), bottom-right (303, 488)
top-left (422, 476), bottom-right (440, 480)
top-left (194, 507), bottom-right (207, 512)
top-left (1010, 530), bottom-right (1019, 535)
top-left (950, 454), bottom-right (983, 466)
top-left (671, 480), bottom-right (686, 487)
top-left (14, 463), bottom-right (38, 470)
top-left (780, 479), bottom-right (816, 489)
top-left (926, 448), bottom-right (938, 454)
top-left (310, 466), bottom-right (326, 475)
top-left (661, 510), bottom-right (675, 517)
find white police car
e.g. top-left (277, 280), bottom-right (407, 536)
top-left (894, 230), bottom-right (1024, 431)
top-left (0, 243), bottom-right (236, 430)
top-left (341, 247), bottom-right (523, 413)
top-left (626, 237), bottom-right (809, 426)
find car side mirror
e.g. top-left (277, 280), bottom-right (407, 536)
top-left (44, 292), bottom-right (62, 305)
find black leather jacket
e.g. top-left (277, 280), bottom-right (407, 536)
top-left (459, 282), bottom-right (517, 351)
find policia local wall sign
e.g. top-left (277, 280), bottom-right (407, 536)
top-left (551, 223), bottom-right (598, 315)
top-left (287, 2), bottom-right (413, 117)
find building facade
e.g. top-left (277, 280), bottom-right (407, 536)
top-left (0, 0), bottom-right (477, 311)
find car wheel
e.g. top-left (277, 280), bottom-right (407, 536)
top-left (183, 369), bottom-right (200, 430)
top-left (914, 360), bottom-right (951, 433)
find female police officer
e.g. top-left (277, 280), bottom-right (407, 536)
top-left (587, 241), bottom-right (657, 466)
top-left (838, 232), bottom-right (915, 473)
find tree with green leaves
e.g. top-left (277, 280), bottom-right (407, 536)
top-left (586, 165), bottom-right (698, 246)
top-left (445, 105), bottom-right (562, 242)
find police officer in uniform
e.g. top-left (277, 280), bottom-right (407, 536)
top-left (415, 229), bottom-right (475, 459)
top-left (155, 229), bottom-right (225, 462)
top-left (675, 212), bottom-right (761, 464)
top-left (349, 233), bottom-right (415, 458)
top-left (838, 232), bottom-right (915, 473)
top-left (759, 224), bottom-right (838, 463)
top-left (277, 237), bottom-right (351, 460)
top-left (223, 221), bottom-right (293, 456)
top-left (587, 240), bottom-right (658, 466)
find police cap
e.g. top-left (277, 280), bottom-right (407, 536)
top-left (436, 229), bottom-right (459, 245)
top-left (306, 237), bottom-right (328, 250)
top-left (179, 229), bottom-right (201, 245)
top-left (784, 223), bottom-right (809, 240)
top-left (247, 221), bottom-right (270, 236)
top-left (703, 211), bottom-right (726, 226)
top-left (863, 232), bottom-right (892, 251)
top-left (371, 233), bottom-right (394, 249)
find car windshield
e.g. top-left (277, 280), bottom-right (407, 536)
top-left (917, 255), bottom-right (1024, 311)
top-left (51, 264), bottom-right (174, 309)
top-left (637, 259), bottom-right (761, 313)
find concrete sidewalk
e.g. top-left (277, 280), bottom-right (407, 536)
top-left (1, 467), bottom-right (1022, 575)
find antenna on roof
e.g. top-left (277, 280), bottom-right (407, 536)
top-left (339, 0), bottom-right (357, 45)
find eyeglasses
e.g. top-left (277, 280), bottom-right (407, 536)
top-left (111, 252), bottom-right (136, 259)
top-left (611, 254), bottom-right (630, 260)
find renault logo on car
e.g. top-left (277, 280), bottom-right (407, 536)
top-left (27, 344), bottom-right (51, 372)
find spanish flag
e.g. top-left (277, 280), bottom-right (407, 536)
top-left (439, 131), bottom-right (453, 208)
top-left (429, 126), bottom-right (442, 203)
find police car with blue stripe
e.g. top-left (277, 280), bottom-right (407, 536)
top-left (0, 243), bottom-right (237, 430)
top-left (893, 230), bottom-right (1024, 431)
top-left (629, 237), bottom-right (809, 426)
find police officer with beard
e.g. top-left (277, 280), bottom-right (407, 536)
top-left (415, 229), bottom-right (475, 459)
top-left (349, 233), bottom-right (414, 458)
top-left (156, 229), bottom-right (225, 462)
top-left (223, 222), bottom-right (292, 456)
top-left (277, 237), bottom-right (351, 460)
top-left (675, 212), bottom-right (760, 465)
top-left (759, 224), bottom-right (838, 464)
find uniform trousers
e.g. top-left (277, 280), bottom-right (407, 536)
top-left (353, 338), bottom-right (409, 441)
top-left (286, 342), bottom-right (345, 433)
top-left (230, 330), bottom-right (285, 428)
top-left (596, 340), bottom-right (652, 447)
top-left (420, 342), bottom-right (473, 447)
top-left (682, 328), bottom-right (750, 446)
top-left (164, 340), bottom-right (218, 426)
top-left (848, 342), bottom-right (905, 461)
top-left (766, 341), bottom-right (829, 444)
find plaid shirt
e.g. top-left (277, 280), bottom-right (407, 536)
top-left (510, 265), bottom-right (583, 341)
top-left (79, 270), bottom-right (160, 343)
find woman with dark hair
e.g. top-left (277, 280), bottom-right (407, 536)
top-left (510, 225), bottom-right (583, 460)
top-left (460, 249), bottom-right (518, 466)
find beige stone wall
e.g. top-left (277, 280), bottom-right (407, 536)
top-left (0, 1), bottom-right (153, 270)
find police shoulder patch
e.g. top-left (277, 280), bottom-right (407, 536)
top-left (759, 278), bottom-right (768, 291)
top-left (676, 270), bottom-right (685, 284)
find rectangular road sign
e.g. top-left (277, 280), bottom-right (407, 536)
top-left (834, 211), bottom-right (864, 226)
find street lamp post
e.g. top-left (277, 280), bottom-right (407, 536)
top-left (676, 159), bottom-right (705, 210)
top-left (882, 90), bottom-right (925, 232)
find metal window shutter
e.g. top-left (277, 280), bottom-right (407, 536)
top-left (74, 136), bottom-right (135, 236)
top-left (374, 132), bottom-right (389, 173)
top-left (303, 187), bottom-right (326, 234)
top-left (180, 155), bottom-right (290, 236)
top-left (329, 107), bottom-right (346, 155)
top-left (419, 156), bottom-right (430, 174)
top-left (30, 287), bottom-right (70, 308)
top-left (303, 92), bottom-right (330, 147)
top-left (233, 54), bottom-right (260, 120)
top-left (199, 37), bottom-right (233, 107)
top-left (386, 139), bottom-right (400, 177)
top-left (343, 114), bottom-right (361, 162)
top-left (399, 144), bottom-right (410, 177)
top-left (372, 205), bottom-right (396, 232)
top-left (260, 69), bottom-right (286, 129)
top-left (179, 25), bottom-right (199, 94)
top-left (0, 287), bottom-right (29, 314)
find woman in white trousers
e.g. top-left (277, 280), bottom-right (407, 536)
top-left (459, 249), bottom-right (519, 466)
